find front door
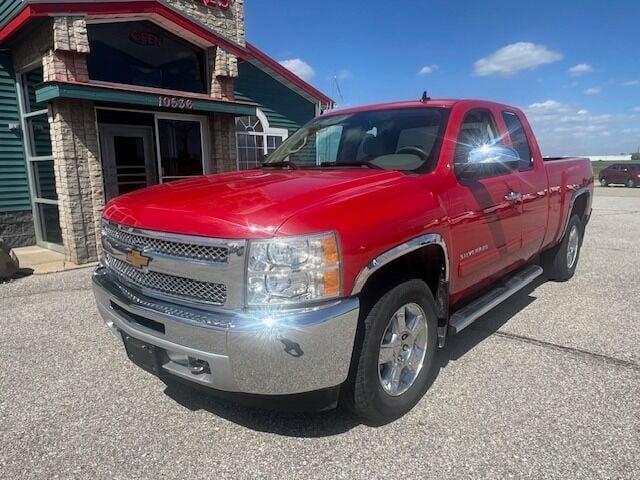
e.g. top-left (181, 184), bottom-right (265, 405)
top-left (447, 108), bottom-right (523, 299)
top-left (99, 125), bottom-right (156, 201)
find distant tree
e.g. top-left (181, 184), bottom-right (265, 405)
top-left (632, 152), bottom-right (640, 161)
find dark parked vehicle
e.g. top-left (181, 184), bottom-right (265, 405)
top-left (599, 163), bottom-right (640, 188)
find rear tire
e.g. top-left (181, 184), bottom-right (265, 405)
top-left (600, 178), bottom-right (608, 187)
top-left (627, 178), bottom-right (636, 188)
top-left (543, 215), bottom-right (583, 281)
top-left (342, 279), bottom-right (438, 424)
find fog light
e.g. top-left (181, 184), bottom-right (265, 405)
top-left (188, 358), bottom-right (210, 375)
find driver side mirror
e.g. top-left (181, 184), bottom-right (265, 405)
top-left (455, 145), bottom-right (521, 180)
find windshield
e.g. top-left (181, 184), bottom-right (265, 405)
top-left (263, 107), bottom-right (449, 172)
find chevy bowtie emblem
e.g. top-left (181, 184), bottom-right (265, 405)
top-left (126, 250), bottom-right (151, 269)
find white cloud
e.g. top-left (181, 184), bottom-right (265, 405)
top-left (632, 107), bottom-right (640, 112)
top-left (523, 99), bottom-right (635, 155)
top-left (568, 63), bottom-right (593, 76)
top-left (527, 99), bottom-right (568, 111)
top-left (474, 42), bottom-right (563, 77)
top-left (583, 87), bottom-right (601, 95)
top-left (622, 80), bottom-right (640, 86)
top-left (418, 64), bottom-right (439, 76)
top-left (279, 58), bottom-right (315, 81)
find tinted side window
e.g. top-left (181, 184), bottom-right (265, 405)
top-left (454, 109), bottom-right (500, 165)
top-left (502, 111), bottom-right (532, 169)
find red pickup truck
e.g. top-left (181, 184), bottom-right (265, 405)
top-left (94, 99), bottom-right (593, 422)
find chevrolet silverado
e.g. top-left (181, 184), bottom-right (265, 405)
top-left (94, 99), bottom-right (593, 422)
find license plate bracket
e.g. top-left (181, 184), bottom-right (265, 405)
top-left (122, 333), bottom-right (161, 375)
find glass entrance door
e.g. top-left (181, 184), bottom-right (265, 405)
top-left (99, 125), bottom-right (157, 201)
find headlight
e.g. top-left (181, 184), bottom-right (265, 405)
top-left (246, 232), bottom-right (341, 306)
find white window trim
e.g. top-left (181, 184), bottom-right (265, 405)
top-left (236, 109), bottom-right (288, 170)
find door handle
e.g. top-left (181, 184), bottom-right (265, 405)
top-left (504, 191), bottom-right (523, 203)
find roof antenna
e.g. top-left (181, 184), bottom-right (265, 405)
top-left (421, 91), bottom-right (431, 102)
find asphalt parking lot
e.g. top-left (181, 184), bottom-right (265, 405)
top-left (1, 186), bottom-right (639, 479)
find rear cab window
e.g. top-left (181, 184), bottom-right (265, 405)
top-left (502, 111), bottom-right (533, 170)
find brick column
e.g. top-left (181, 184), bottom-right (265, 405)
top-left (50, 100), bottom-right (103, 264)
top-left (208, 46), bottom-right (240, 173)
top-left (44, 17), bottom-right (104, 264)
top-left (210, 114), bottom-right (238, 173)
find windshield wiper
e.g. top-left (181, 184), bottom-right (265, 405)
top-left (262, 161), bottom-right (299, 170)
top-left (320, 161), bottom-right (384, 170)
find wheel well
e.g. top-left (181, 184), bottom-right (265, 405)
top-left (357, 245), bottom-right (446, 311)
top-left (571, 193), bottom-right (590, 224)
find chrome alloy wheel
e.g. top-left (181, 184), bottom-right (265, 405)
top-left (378, 303), bottom-right (428, 397)
top-left (566, 224), bottom-right (580, 269)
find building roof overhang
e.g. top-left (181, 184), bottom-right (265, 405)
top-left (36, 80), bottom-right (258, 116)
top-left (0, 1), bottom-right (334, 107)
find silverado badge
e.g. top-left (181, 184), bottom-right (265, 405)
top-left (126, 250), bottom-right (151, 269)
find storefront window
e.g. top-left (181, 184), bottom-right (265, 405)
top-left (34, 161), bottom-right (57, 200)
top-left (157, 119), bottom-right (204, 181)
top-left (236, 112), bottom-right (287, 170)
top-left (18, 65), bottom-right (63, 249)
top-left (87, 21), bottom-right (207, 94)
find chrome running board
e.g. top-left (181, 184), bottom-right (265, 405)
top-left (449, 265), bottom-right (543, 334)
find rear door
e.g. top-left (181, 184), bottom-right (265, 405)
top-left (447, 107), bottom-right (523, 296)
top-left (609, 164), bottom-right (624, 183)
top-left (500, 110), bottom-right (548, 261)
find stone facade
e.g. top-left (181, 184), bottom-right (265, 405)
top-left (49, 99), bottom-right (103, 264)
top-left (209, 46), bottom-right (238, 101)
top-left (210, 114), bottom-right (238, 172)
top-left (164, 0), bottom-right (245, 46)
top-left (43, 17), bottom-right (90, 83)
top-left (0, 211), bottom-right (36, 248)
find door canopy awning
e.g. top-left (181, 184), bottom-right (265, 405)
top-left (36, 81), bottom-right (257, 116)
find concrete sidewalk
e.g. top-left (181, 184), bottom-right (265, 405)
top-left (11, 245), bottom-right (97, 275)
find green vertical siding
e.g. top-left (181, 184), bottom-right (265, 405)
top-left (0, 51), bottom-right (30, 212)
top-left (235, 61), bottom-right (316, 133)
top-left (0, 0), bottom-right (23, 29)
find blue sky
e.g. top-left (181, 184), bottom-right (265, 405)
top-left (245, 0), bottom-right (640, 156)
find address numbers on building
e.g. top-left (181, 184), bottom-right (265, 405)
top-left (158, 96), bottom-right (194, 110)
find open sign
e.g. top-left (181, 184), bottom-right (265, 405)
top-left (129, 31), bottom-right (163, 47)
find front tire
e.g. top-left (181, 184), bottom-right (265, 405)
top-left (627, 178), bottom-right (636, 188)
top-left (543, 215), bottom-right (583, 281)
top-left (600, 178), bottom-right (608, 187)
top-left (342, 279), bottom-right (438, 424)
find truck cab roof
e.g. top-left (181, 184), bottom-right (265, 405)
top-left (323, 99), bottom-right (522, 117)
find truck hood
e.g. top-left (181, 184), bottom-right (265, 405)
top-left (103, 169), bottom-right (404, 238)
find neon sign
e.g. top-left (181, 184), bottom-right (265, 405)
top-left (129, 31), bottom-right (163, 47)
top-left (197, 0), bottom-right (231, 9)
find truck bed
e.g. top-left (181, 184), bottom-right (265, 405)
top-left (541, 156), bottom-right (593, 250)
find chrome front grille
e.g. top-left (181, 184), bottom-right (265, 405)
top-left (105, 253), bottom-right (227, 305)
top-left (102, 222), bottom-right (229, 263)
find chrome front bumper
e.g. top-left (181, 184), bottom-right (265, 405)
top-left (93, 267), bottom-right (359, 395)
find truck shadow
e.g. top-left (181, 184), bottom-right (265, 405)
top-left (161, 276), bottom-right (546, 437)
